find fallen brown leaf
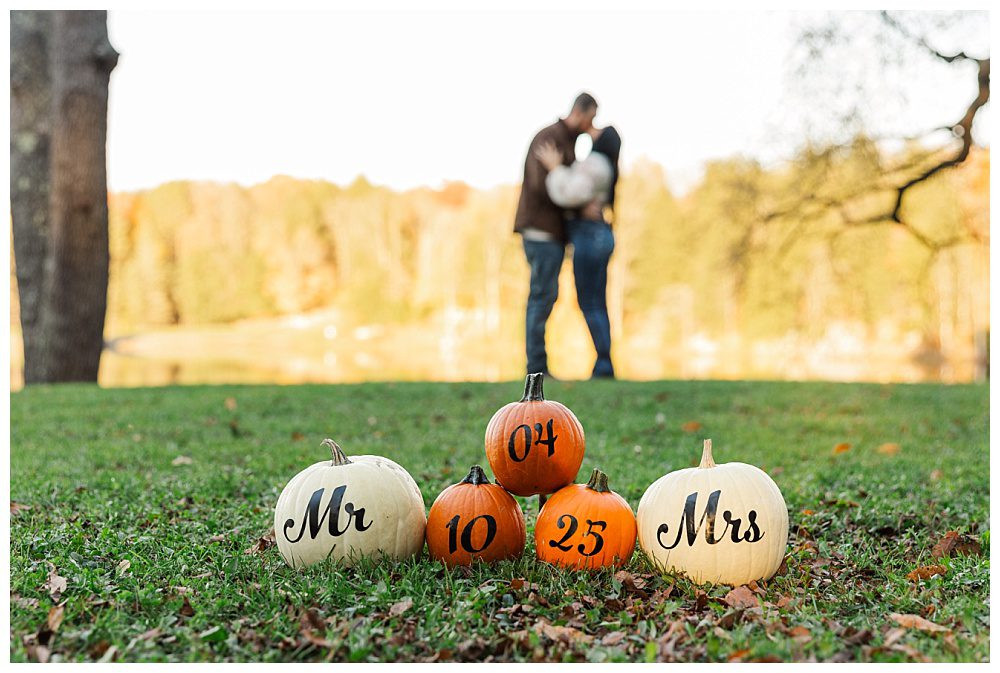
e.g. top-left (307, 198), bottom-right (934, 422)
top-left (833, 442), bottom-right (852, 454)
top-left (299, 608), bottom-right (334, 647)
top-left (11, 501), bottom-right (32, 516)
top-left (12, 594), bottom-right (39, 609)
top-left (601, 631), bottom-right (626, 646)
top-left (45, 565), bottom-right (67, 601)
top-left (889, 613), bottom-right (949, 634)
top-left (789, 625), bottom-right (811, 643)
top-left (47, 603), bottom-right (66, 632)
top-left (906, 564), bottom-right (947, 582)
top-left (728, 648), bottom-right (751, 662)
top-left (171, 455), bottom-right (193, 466)
top-left (32, 644), bottom-right (51, 663)
top-left (291, 431), bottom-right (305, 441)
top-left (179, 596), bottom-right (195, 618)
top-left (681, 421), bottom-right (703, 433)
top-left (116, 559), bottom-right (131, 575)
top-left (88, 640), bottom-right (112, 660)
top-left (137, 628), bottom-right (162, 642)
top-left (533, 620), bottom-right (593, 644)
top-left (245, 528), bottom-right (276, 555)
top-left (876, 442), bottom-right (901, 456)
top-left (390, 597), bottom-right (413, 617)
top-left (723, 585), bottom-right (758, 610)
top-left (929, 469), bottom-right (943, 481)
top-left (98, 645), bottom-right (119, 662)
top-left (801, 509), bottom-right (815, 516)
top-left (224, 397), bottom-right (238, 410)
top-left (931, 531), bottom-right (982, 559)
top-left (883, 627), bottom-right (908, 647)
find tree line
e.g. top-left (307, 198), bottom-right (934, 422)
top-left (93, 143), bottom-right (988, 368)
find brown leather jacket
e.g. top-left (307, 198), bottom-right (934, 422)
top-left (513, 118), bottom-right (577, 242)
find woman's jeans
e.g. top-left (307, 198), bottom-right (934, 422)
top-left (567, 219), bottom-right (615, 378)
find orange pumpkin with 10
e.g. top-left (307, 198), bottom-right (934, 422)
top-left (535, 468), bottom-right (637, 569)
top-left (485, 372), bottom-right (585, 497)
top-left (425, 465), bottom-right (526, 567)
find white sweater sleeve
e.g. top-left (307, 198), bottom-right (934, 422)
top-left (544, 154), bottom-right (612, 208)
top-left (545, 165), bottom-right (597, 208)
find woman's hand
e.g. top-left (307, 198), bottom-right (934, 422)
top-left (581, 200), bottom-right (604, 221)
top-left (534, 141), bottom-right (563, 171)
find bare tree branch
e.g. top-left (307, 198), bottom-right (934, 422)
top-left (766, 13), bottom-right (989, 255)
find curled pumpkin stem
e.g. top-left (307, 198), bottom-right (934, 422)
top-left (520, 372), bottom-right (545, 402)
top-left (586, 468), bottom-right (611, 493)
top-left (322, 438), bottom-right (352, 466)
top-left (698, 438), bottom-right (716, 469)
top-left (461, 465), bottom-right (491, 485)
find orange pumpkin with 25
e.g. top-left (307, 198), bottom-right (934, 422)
top-left (426, 465), bottom-right (526, 567)
top-left (485, 373), bottom-right (585, 497)
top-left (535, 468), bottom-right (637, 569)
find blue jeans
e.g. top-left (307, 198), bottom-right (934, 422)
top-left (522, 238), bottom-right (565, 375)
top-left (568, 219), bottom-right (615, 378)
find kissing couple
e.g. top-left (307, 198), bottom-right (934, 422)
top-left (514, 92), bottom-right (621, 380)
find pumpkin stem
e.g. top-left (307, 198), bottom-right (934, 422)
top-left (698, 439), bottom-right (716, 469)
top-left (586, 468), bottom-right (611, 493)
top-left (520, 372), bottom-right (546, 402)
top-left (322, 438), bottom-right (352, 466)
top-left (461, 465), bottom-right (491, 485)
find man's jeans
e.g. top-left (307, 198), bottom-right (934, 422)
top-left (567, 219), bottom-right (615, 378)
top-left (522, 238), bottom-right (565, 375)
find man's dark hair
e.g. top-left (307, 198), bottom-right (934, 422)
top-left (572, 92), bottom-right (598, 112)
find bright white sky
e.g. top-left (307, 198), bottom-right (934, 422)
top-left (105, 9), bottom-right (989, 193)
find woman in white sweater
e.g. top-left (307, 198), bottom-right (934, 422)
top-left (535, 126), bottom-right (621, 378)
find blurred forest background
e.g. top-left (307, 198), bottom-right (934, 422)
top-left (8, 10), bottom-right (990, 387)
top-left (10, 144), bottom-right (988, 386)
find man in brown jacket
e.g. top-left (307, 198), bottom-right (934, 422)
top-left (514, 92), bottom-right (598, 377)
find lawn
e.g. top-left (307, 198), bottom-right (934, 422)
top-left (9, 379), bottom-right (990, 662)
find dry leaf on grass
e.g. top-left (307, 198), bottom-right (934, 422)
top-left (883, 627), bottom-right (908, 646)
top-left (224, 397), bottom-right (238, 410)
top-left (116, 559), bottom-right (131, 575)
top-left (601, 631), bottom-right (626, 646)
top-left (876, 442), bottom-right (901, 456)
top-left (931, 531), bottom-right (982, 559)
top-left (681, 421), bottom-right (703, 433)
top-left (299, 608), bottom-right (334, 647)
top-left (890, 613), bottom-right (950, 633)
top-left (47, 604), bottom-right (66, 632)
top-left (171, 455), bottom-right (193, 466)
top-left (45, 565), bottom-right (68, 601)
top-left (728, 648), bottom-right (751, 662)
top-left (533, 619), bottom-right (593, 644)
top-left (245, 528), bottom-right (276, 555)
top-left (833, 443), bottom-right (852, 454)
top-left (390, 597), bottom-right (413, 617)
top-left (723, 585), bottom-right (759, 610)
top-left (788, 625), bottom-right (811, 643)
top-left (11, 501), bottom-right (32, 516)
top-left (906, 565), bottom-right (947, 582)
top-left (179, 596), bottom-right (196, 618)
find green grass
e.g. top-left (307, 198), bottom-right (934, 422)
top-left (9, 379), bottom-right (989, 662)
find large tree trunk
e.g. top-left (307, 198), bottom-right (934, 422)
top-left (10, 10), bottom-right (118, 383)
top-left (10, 10), bottom-right (53, 383)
